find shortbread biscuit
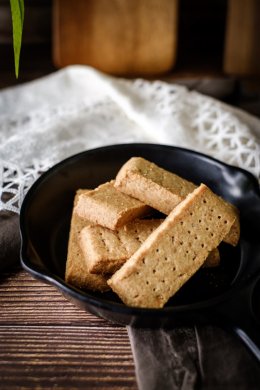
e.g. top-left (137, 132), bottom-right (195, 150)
top-left (108, 184), bottom-right (236, 308)
top-left (80, 219), bottom-right (162, 274)
top-left (115, 157), bottom-right (196, 214)
top-left (221, 203), bottom-right (240, 246)
top-left (114, 157), bottom-right (239, 246)
top-left (80, 217), bottom-right (220, 274)
top-left (65, 190), bottom-right (109, 292)
top-left (75, 181), bottom-right (150, 230)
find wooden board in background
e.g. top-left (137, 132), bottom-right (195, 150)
top-left (53, 0), bottom-right (179, 76)
top-left (224, 0), bottom-right (260, 76)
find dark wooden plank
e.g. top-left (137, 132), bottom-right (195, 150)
top-left (0, 270), bottom-right (105, 325)
top-left (0, 326), bottom-right (136, 389)
top-left (0, 270), bottom-right (137, 389)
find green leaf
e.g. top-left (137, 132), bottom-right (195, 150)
top-left (10, 0), bottom-right (24, 78)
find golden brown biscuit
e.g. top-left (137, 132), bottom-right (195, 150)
top-left (75, 181), bottom-right (151, 230)
top-left (80, 219), bottom-right (163, 274)
top-left (108, 184), bottom-right (236, 308)
top-left (80, 218), bottom-right (220, 274)
top-left (65, 190), bottom-right (110, 292)
top-left (115, 156), bottom-right (196, 214)
top-left (114, 157), bottom-right (240, 246)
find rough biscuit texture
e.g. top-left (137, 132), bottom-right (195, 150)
top-left (75, 180), bottom-right (150, 230)
top-left (65, 190), bottom-right (109, 292)
top-left (108, 184), bottom-right (236, 308)
top-left (220, 202), bottom-right (240, 246)
top-left (114, 157), bottom-right (240, 246)
top-left (80, 219), bottom-right (162, 274)
top-left (80, 217), bottom-right (220, 274)
top-left (115, 157), bottom-right (196, 214)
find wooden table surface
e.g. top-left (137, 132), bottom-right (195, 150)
top-left (0, 267), bottom-right (137, 390)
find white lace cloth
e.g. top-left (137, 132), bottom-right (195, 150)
top-left (0, 65), bottom-right (259, 213)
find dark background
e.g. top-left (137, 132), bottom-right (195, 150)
top-left (0, 0), bottom-right (260, 117)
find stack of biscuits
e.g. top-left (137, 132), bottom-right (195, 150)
top-left (65, 157), bottom-right (240, 308)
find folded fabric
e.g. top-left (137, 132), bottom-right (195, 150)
top-left (0, 211), bottom-right (20, 272)
top-left (128, 327), bottom-right (199, 390)
top-left (196, 326), bottom-right (260, 389)
top-left (128, 326), bottom-right (260, 390)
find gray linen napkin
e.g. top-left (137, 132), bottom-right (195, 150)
top-left (128, 325), bottom-right (260, 389)
top-left (127, 327), bottom-right (199, 390)
top-left (196, 326), bottom-right (260, 389)
top-left (0, 211), bottom-right (20, 272)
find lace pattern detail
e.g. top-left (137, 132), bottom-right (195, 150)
top-left (0, 66), bottom-right (259, 213)
top-left (0, 159), bottom-right (52, 213)
top-left (192, 93), bottom-right (260, 176)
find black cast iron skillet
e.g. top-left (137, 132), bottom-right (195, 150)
top-left (20, 144), bottom-right (260, 361)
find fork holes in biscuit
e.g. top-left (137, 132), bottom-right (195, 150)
top-left (135, 236), bottom-right (142, 244)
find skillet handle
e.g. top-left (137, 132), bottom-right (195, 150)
top-left (209, 274), bottom-right (260, 362)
